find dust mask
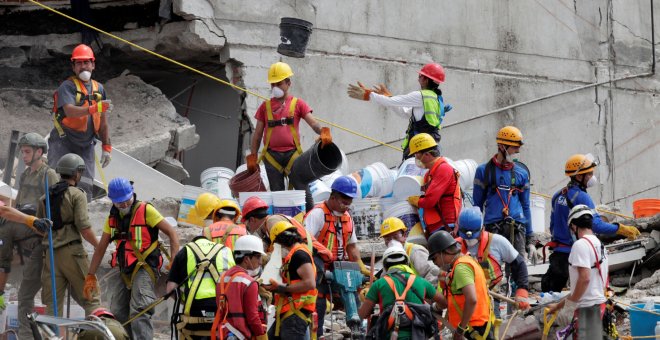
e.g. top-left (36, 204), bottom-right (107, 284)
top-left (387, 240), bottom-right (403, 249)
top-left (586, 175), bottom-right (597, 188)
top-left (247, 257), bottom-right (262, 277)
top-left (118, 206), bottom-right (132, 216)
top-left (465, 238), bottom-right (479, 247)
top-left (271, 86), bottom-right (285, 98)
top-left (501, 147), bottom-right (514, 163)
top-left (415, 157), bottom-right (425, 169)
top-left (78, 71), bottom-right (92, 82)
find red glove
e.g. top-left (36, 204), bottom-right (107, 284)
top-left (515, 288), bottom-right (531, 310)
top-left (319, 127), bottom-right (332, 148)
top-left (246, 154), bottom-right (258, 173)
top-left (88, 101), bottom-right (110, 114)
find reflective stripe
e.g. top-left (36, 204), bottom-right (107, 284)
top-left (314, 202), bottom-right (353, 261)
top-left (184, 239), bottom-right (234, 315)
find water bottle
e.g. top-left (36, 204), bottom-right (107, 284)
top-left (539, 292), bottom-right (554, 304)
top-left (655, 321), bottom-right (660, 337)
top-left (552, 292), bottom-right (565, 301)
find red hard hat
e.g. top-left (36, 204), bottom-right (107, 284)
top-left (91, 307), bottom-right (114, 318)
top-left (242, 196), bottom-right (269, 218)
top-left (71, 44), bottom-right (95, 61)
top-left (419, 63), bottom-right (445, 84)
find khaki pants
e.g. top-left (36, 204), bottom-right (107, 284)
top-left (41, 241), bottom-right (100, 316)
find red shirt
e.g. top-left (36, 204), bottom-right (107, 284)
top-left (254, 96), bottom-right (312, 152)
top-left (216, 266), bottom-right (266, 338)
top-left (418, 157), bottom-right (459, 229)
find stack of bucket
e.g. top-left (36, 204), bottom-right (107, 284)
top-left (349, 162), bottom-right (395, 199)
top-left (200, 167), bottom-right (235, 199)
top-left (178, 185), bottom-right (212, 227)
top-left (392, 158), bottom-right (426, 199)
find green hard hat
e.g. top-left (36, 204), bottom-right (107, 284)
top-left (18, 132), bottom-right (48, 154)
top-left (56, 153), bottom-right (85, 175)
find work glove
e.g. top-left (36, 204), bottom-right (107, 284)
top-left (408, 195), bottom-right (420, 208)
top-left (358, 260), bottom-right (371, 277)
top-left (32, 218), bottom-right (52, 234)
top-left (83, 274), bottom-right (99, 301)
top-left (347, 82), bottom-right (371, 101)
top-left (0, 291), bottom-right (5, 312)
top-left (454, 324), bottom-right (470, 340)
top-left (88, 100), bottom-right (111, 114)
top-left (371, 83), bottom-right (392, 97)
top-left (514, 288), bottom-right (531, 310)
top-left (555, 299), bottom-right (578, 327)
top-left (246, 153), bottom-right (258, 173)
top-left (359, 283), bottom-right (370, 303)
top-left (319, 127), bottom-right (332, 148)
top-left (616, 223), bottom-right (641, 240)
top-left (444, 104), bottom-right (453, 112)
top-left (258, 281), bottom-right (273, 305)
top-left (528, 243), bottom-right (539, 265)
top-left (100, 151), bottom-right (111, 168)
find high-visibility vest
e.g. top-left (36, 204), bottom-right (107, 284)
top-left (311, 202), bottom-right (353, 261)
top-left (203, 221), bottom-right (247, 251)
top-left (183, 238), bottom-right (234, 315)
top-left (276, 244), bottom-right (317, 315)
top-left (445, 255), bottom-right (492, 328)
top-left (458, 231), bottom-right (503, 289)
top-left (258, 97), bottom-right (302, 175)
top-left (52, 76), bottom-right (103, 137)
top-left (401, 89), bottom-right (445, 149)
top-left (421, 157), bottom-right (462, 234)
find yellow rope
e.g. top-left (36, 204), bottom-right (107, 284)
top-left (27, 0), bottom-right (400, 152)
top-left (531, 191), bottom-right (634, 219)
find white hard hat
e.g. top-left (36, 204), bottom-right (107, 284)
top-left (383, 244), bottom-right (409, 267)
top-left (234, 235), bottom-right (266, 255)
top-left (568, 204), bottom-right (594, 225)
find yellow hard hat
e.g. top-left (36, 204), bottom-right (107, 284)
top-left (270, 220), bottom-right (296, 243)
top-left (268, 62), bottom-right (294, 83)
top-left (408, 133), bottom-right (437, 154)
top-left (195, 193), bottom-right (222, 220)
top-left (380, 217), bottom-right (407, 237)
top-left (496, 126), bottom-right (524, 146)
top-left (213, 199), bottom-right (242, 222)
top-left (565, 154), bottom-right (597, 176)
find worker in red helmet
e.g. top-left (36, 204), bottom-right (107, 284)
top-left (347, 62), bottom-right (452, 160)
top-left (48, 43), bottom-right (112, 202)
top-left (78, 307), bottom-right (129, 340)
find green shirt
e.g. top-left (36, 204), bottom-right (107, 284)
top-left (450, 263), bottom-right (475, 295)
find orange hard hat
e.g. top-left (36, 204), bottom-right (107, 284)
top-left (242, 196), bottom-right (269, 218)
top-left (419, 63), bottom-right (445, 84)
top-left (71, 44), bottom-right (95, 61)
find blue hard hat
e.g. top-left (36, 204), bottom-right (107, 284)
top-left (108, 178), bottom-right (134, 203)
top-left (458, 207), bottom-right (483, 240)
top-left (331, 176), bottom-right (358, 198)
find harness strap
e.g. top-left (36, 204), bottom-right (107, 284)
top-left (183, 242), bottom-right (223, 315)
top-left (123, 238), bottom-right (160, 288)
top-left (259, 98), bottom-right (301, 176)
top-left (210, 271), bottom-right (244, 340)
top-left (383, 274), bottom-right (416, 329)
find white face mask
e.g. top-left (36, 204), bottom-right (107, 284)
top-left (247, 257), bottom-right (263, 277)
top-left (118, 206), bottom-right (132, 216)
top-left (78, 71), bottom-right (92, 82)
top-left (386, 240), bottom-right (403, 249)
top-left (465, 238), bottom-right (479, 247)
top-left (501, 147), bottom-right (514, 163)
top-left (271, 86), bottom-right (285, 98)
top-left (586, 175), bottom-right (597, 188)
top-left (415, 157), bottom-right (425, 169)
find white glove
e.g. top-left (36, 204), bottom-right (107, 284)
top-left (557, 299), bottom-right (578, 327)
top-left (101, 151), bottom-right (111, 168)
top-left (528, 244), bottom-right (539, 265)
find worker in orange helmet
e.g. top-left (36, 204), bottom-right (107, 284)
top-left (347, 62), bottom-right (452, 160)
top-left (48, 44), bottom-right (112, 202)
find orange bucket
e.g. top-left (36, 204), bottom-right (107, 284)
top-left (632, 198), bottom-right (660, 218)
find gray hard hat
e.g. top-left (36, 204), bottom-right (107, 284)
top-left (18, 132), bottom-right (48, 154)
top-left (56, 153), bottom-right (85, 175)
top-left (427, 230), bottom-right (458, 260)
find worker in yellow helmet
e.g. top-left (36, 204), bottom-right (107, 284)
top-left (202, 199), bottom-right (247, 250)
top-left (247, 62), bottom-right (332, 193)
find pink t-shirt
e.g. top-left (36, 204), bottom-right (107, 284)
top-left (254, 96), bottom-right (312, 152)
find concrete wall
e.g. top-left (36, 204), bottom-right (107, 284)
top-left (171, 0), bottom-right (660, 218)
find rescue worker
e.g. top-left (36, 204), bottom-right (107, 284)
top-left (48, 44), bottom-right (112, 201)
top-left (455, 207), bottom-right (530, 317)
top-left (547, 205), bottom-right (609, 339)
top-left (406, 133), bottom-right (462, 237)
top-left (39, 153), bottom-right (100, 316)
top-left (212, 235), bottom-right (268, 340)
top-left (167, 234), bottom-right (234, 339)
top-left (428, 230), bottom-right (495, 340)
top-left (203, 199), bottom-right (247, 251)
top-left (359, 244), bottom-right (443, 340)
top-left (77, 307), bottom-right (130, 340)
top-left (472, 126), bottom-right (532, 255)
top-left (247, 61), bottom-right (332, 192)
top-left (195, 192), bottom-right (222, 227)
top-left (85, 177), bottom-right (180, 339)
top-left (379, 217), bottom-right (440, 285)
top-left (265, 221), bottom-right (318, 340)
top-left (0, 132), bottom-right (59, 338)
top-left (347, 62), bottom-right (451, 160)
top-left (541, 154), bottom-right (640, 293)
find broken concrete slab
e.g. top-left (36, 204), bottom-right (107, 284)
top-left (154, 156), bottom-right (189, 182)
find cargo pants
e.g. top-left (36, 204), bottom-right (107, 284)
top-left (108, 268), bottom-right (157, 339)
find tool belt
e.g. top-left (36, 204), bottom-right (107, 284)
top-left (485, 218), bottom-right (525, 245)
top-left (267, 117), bottom-right (294, 127)
top-left (176, 314), bottom-right (215, 340)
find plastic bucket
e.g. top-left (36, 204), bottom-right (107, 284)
top-left (309, 179), bottom-right (331, 204)
top-left (236, 163), bottom-right (270, 191)
top-left (531, 196), bottom-right (546, 233)
top-left (238, 191), bottom-right (274, 215)
top-left (407, 222), bottom-right (427, 247)
top-left (449, 159), bottom-right (478, 190)
top-left (383, 201), bottom-right (420, 230)
top-left (380, 196), bottom-right (398, 212)
top-left (350, 198), bottom-right (382, 238)
top-left (397, 157), bottom-right (427, 178)
top-left (272, 190), bottom-right (306, 216)
top-left (320, 170), bottom-right (343, 188)
top-left (177, 185), bottom-right (211, 228)
top-left (229, 169), bottom-right (268, 198)
top-left (369, 162), bottom-right (394, 197)
top-left (633, 199), bottom-right (660, 218)
top-left (200, 167), bottom-right (235, 199)
top-left (289, 141), bottom-right (343, 190)
top-left (629, 303), bottom-right (660, 337)
top-left (277, 17), bottom-right (313, 58)
top-left (393, 175), bottom-right (423, 199)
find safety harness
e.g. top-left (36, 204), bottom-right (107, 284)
top-left (421, 158), bottom-right (462, 235)
top-left (483, 159), bottom-right (529, 245)
top-left (460, 232), bottom-right (503, 289)
top-left (211, 270), bottom-right (267, 340)
top-left (51, 76), bottom-right (103, 137)
top-left (383, 274), bottom-right (415, 334)
top-left (258, 97), bottom-right (301, 176)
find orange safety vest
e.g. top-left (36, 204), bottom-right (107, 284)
top-left (421, 157), bottom-right (462, 234)
top-left (109, 202), bottom-right (162, 286)
top-left (458, 231), bottom-right (503, 289)
top-left (258, 97), bottom-right (302, 175)
top-left (276, 244), bottom-right (318, 315)
top-left (268, 215), bottom-right (333, 265)
top-left (52, 76), bottom-right (103, 137)
top-left (445, 255), bottom-right (491, 329)
top-left (311, 202), bottom-right (353, 262)
top-left (203, 221), bottom-right (247, 251)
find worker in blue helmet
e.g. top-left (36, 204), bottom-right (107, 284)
top-left (303, 175), bottom-right (368, 339)
top-left (86, 177), bottom-right (180, 339)
top-left (456, 207), bottom-right (530, 317)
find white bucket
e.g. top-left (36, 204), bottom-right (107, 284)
top-left (397, 157), bottom-right (427, 178)
top-left (380, 196), bottom-right (398, 212)
top-left (178, 185), bottom-right (211, 227)
top-left (531, 196), bottom-right (546, 233)
top-left (320, 170), bottom-right (343, 190)
top-left (200, 167), bottom-right (235, 199)
top-left (236, 163), bottom-right (270, 191)
top-left (350, 197), bottom-right (382, 238)
top-left (238, 191), bottom-right (273, 215)
top-left (272, 190), bottom-right (306, 217)
top-left (383, 201), bottom-right (420, 230)
top-left (309, 179), bottom-right (331, 204)
top-left (450, 159), bottom-right (478, 190)
top-left (339, 149), bottom-right (349, 176)
top-left (394, 158), bottom-right (426, 199)
top-left (368, 162), bottom-right (394, 197)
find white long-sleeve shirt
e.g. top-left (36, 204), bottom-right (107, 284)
top-left (369, 91), bottom-right (425, 121)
